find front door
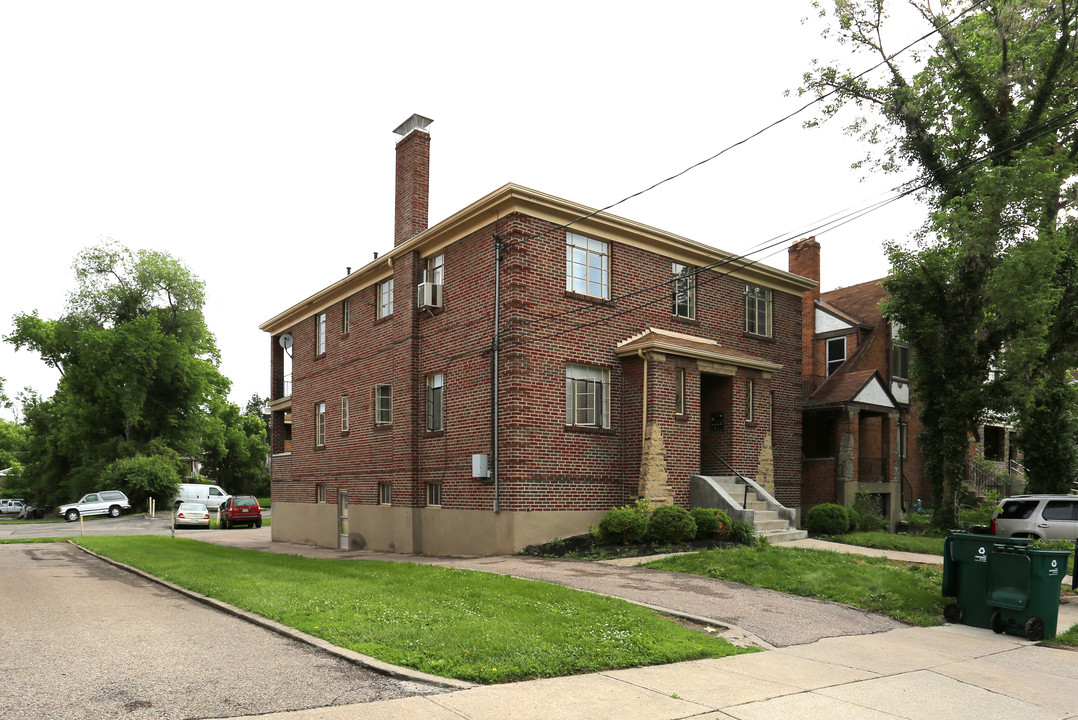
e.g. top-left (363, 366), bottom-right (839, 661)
top-left (700, 373), bottom-right (732, 474)
top-left (337, 490), bottom-right (349, 550)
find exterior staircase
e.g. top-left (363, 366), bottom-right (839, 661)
top-left (691, 475), bottom-right (807, 543)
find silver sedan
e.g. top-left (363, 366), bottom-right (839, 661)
top-left (173, 502), bottom-right (211, 529)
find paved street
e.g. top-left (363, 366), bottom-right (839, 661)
top-left (0, 542), bottom-right (444, 720)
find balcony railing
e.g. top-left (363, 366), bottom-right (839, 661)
top-left (274, 374), bottom-right (292, 400)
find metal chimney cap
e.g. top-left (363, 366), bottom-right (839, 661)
top-left (393, 114), bottom-right (433, 137)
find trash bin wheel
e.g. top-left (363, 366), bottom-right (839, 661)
top-left (990, 610), bottom-right (1005, 634)
top-left (1025, 617), bottom-right (1045, 642)
top-left (944, 602), bottom-right (964, 623)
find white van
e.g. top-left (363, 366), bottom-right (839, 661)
top-left (173, 483), bottom-right (231, 510)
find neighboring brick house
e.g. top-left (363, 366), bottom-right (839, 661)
top-left (260, 115), bottom-right (814, 556)
top-left (788, 238), bottom-right (1020, 525)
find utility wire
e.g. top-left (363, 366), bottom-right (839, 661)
top-left (501, 104), bottom-right (1078, 351)
top-left (501, 0), bottom-right (989, 251)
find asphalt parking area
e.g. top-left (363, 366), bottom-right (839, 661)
top-left (0, 543), bottom-right (444, 720)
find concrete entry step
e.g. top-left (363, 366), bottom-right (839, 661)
top-left (761, 528), bottom-right (809, 543)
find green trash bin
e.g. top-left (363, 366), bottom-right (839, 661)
top-left (986, 544), bottom-right (1070, 641)
top-left (942, 531), bottom-right (1032, 628)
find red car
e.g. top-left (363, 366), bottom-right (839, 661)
top-left (219, 495), bottom-right (263, 529)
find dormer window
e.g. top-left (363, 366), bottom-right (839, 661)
top-left (827, 337), bottom-right (846, 376)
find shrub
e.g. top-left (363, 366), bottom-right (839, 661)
top-left (852, 490), bottom-right (886, 531)
top-left (595, 500), bottom-right (649, 544)
top-left (804, 503), bottom-right (851, 535)
top-left (646, 505), bottom-right (697, 544)
top-left (690, 507), bottom-right (730, 539)
top-left (727, 519), bottom-right (758, 546)
top-left (98, 453), bottom-right (182, 511)
top-left (845, 506), bottom-right (862, 532)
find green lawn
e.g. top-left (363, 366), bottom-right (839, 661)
top-left (826, 532), bottom-right (945, 556)
top-left (0, 536), bottom-right (70, 544)
top-left (74, 536), bottom-right (751, 683)
top-left (645, 544), bottom-right (947, 626)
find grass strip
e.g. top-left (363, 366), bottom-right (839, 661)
top-left (1049, 621), bottom-right (1078, 648)
top-left (74, 536), bottom-right (751, 683)
top-left (645, 544), bottom-right (947, 626)
top-left (826, 532), bottom-right (945, 556)
top-left (0, 537), bottom-right (70, 544)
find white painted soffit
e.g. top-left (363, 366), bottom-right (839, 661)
top-left (854, 377), bottom-right (897, 409)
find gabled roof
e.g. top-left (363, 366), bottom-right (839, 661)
top-left (805, 369), bottom-right (898, 412)
top-left (615, 327), bottom-right (782, 373)
top-left (819, 277), bottom-right (888, 328)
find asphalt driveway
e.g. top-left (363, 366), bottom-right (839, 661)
top-left (0, 542), bottom-right (444, 720)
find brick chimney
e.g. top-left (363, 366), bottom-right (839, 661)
top-left (393, 114), bottom-right (433, 246)
top-left (789, 237), bottom-right (821, 377)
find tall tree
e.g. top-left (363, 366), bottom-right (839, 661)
top-left (6, 241), bottom-right (230, 504)
top-left (200, 396), bottom-right (271, 496)
top-left (802, 0), bottom-right (1078, 526)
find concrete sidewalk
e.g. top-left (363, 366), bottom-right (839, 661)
top-left (202, 530), bottom-right (1078, 719)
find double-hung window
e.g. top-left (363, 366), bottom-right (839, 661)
top-left (892, 341), bottom-right (909, 382)
top-left (377, 279), bottom-right (394, 319)
top-left (675, 367), bottom-right (686, 415)
top-left (425, 253), bottom-right (444, 285)
top-left (315, 312), bottom-right (327, 355)
top-left (341, 299), bottom-right (350, 334)
top-left (315, 402), bottom-right (326, 447)
top-left (340, 396), bottom-right (349, 432)
top-left (826, 337), bottom-right (846, 376)
top-left (566, 232), bottom-right (609, 299)
top-left (375, 385), bottom-right (393, 425)
top-left (565, 364), bottom-right (609, 428)
top-left (426, 374), bottom-right (444, 431)
top-left (744, 284), bottom-right (771, 336)
top-left (672, 263), bottom-right (696, 319)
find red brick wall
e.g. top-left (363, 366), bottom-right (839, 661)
top-left (273, 211), bottom-right (804, 514)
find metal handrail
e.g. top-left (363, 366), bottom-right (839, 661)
top-left (704, 446), bottom-right (750, 508)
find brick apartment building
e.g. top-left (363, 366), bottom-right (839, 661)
top-left (788, 237), bottom-right (1021, 525)
top-left (260, 115), bottom-right (814, 555)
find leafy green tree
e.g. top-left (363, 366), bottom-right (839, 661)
top-left (5, 241), bottom-right (230, 502)
top-left (200, 396), bottom-right (271, 496)
top-left (802, 0), bottom-right (1078, 527)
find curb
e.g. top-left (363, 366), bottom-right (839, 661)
top-left (67, 540), bottom-right (475, 691)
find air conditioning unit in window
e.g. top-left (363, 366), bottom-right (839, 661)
top-left (418, 282), bottom-right (443, 309)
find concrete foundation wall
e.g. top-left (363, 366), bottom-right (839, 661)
top-left (271, 501), bottom-right (604, 556)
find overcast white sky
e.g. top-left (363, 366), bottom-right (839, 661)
top-left (0, 1), bottom-right (931, 416)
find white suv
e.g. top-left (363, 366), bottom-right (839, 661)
top-left (991, 494), bottom-right (1078, 541)
top-left (58, 490), bottom-right (131, 522)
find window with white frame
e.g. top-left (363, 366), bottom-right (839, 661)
top-left (426, 482), bottom-right (442, 506)
top-left (377, 279), bottom-right (394, 319)
top-left (672, 263), bottom-right (696, 319)
top-left (892, 341), bottom-right (909, 381)
top-left (378, 482), bottom-right (392, 505)
top-left (340, 396), bottom-right (349, 432)
top-left (315, 402), bottom-right (326, 446)
top-left (744, 284), bottom-right (771, 336)
top-left (826, 337), bottom-right (846, 376)
top-left (565, 232), bottom-right (609, 299)
top-left (375, 385), bottom-right (392, 425)
top-left (565, 363), bottom-right (610, 428)
top-left (424, 253), bottom-right (444, 285)
top-left (317, 484), bottom-right (326, 503)
top-left (426, 373), bottom-right (444, 431)
top-left (341, 299), bottom-right (350, 334)
top-left (315, 312), bottom-right (327, 355)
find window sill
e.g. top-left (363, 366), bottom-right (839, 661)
top-left (672, 315), bottom-right (700, 327)
top-left (742, 332), bottom-right (775, 343)
top-left (564, 290), bottom-right (610, 305)
top-left (314, 352), bottom-right (326, 361)
top-left (373, 423), bottom-right (393, 432)
top-left (424, 429), bottom-right (447, 438)
top-left (564, 424), bottom-right (615, 436)
top-left (314, 444), bottom-right (326, 451)
top-left (374, 314), bottom-right (393, 325)
top-left (340, 430), bottom-right (350, 438)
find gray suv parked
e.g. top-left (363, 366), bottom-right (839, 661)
top-left (57, 490), bottom-right (131, 522)
top-left (992, 494), bottom-right (1078, 541)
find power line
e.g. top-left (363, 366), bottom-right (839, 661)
top-left (500, 104), bottom-right (1078, 351)
top-left (502, 0), bottom-right (989, 251)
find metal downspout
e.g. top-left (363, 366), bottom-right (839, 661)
top-left (492, 233), bottom-right (502, 513)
